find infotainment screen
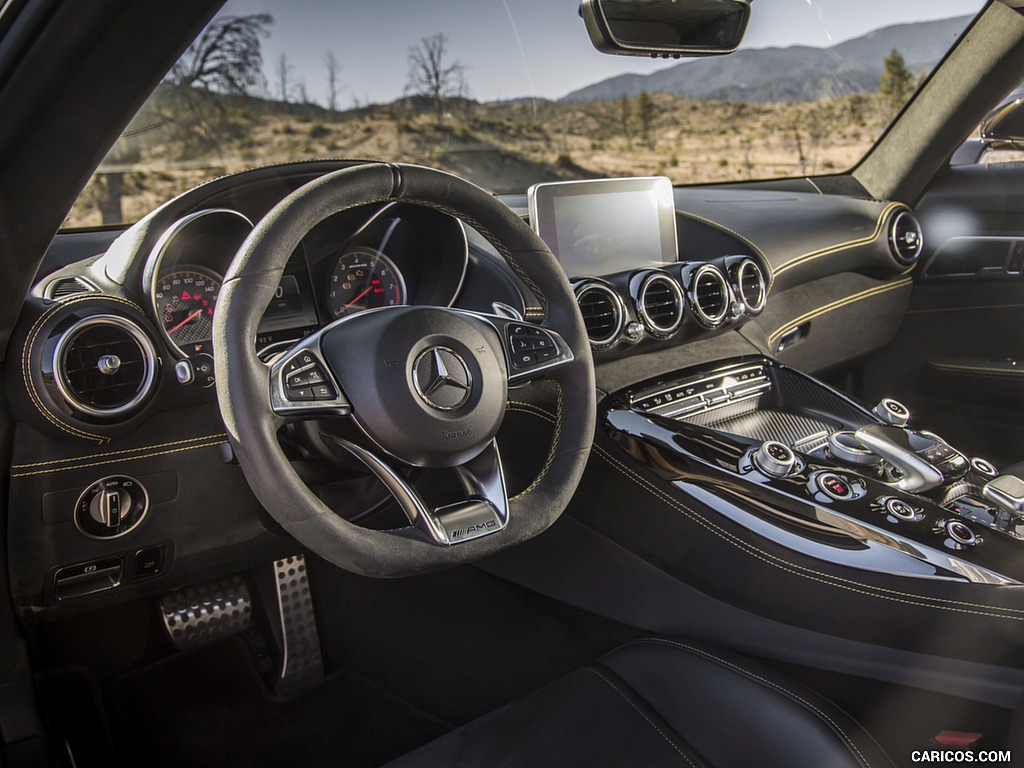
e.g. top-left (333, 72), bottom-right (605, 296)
top-left (527, 176), bottom-right (677, 278)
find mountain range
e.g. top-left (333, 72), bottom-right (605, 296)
top-left (562, 15), bottom-right (972, 103)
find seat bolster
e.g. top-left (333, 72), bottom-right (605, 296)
top-left (601, 639), bottom-right (895, 768)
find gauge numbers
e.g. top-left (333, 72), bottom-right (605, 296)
top-left (154, 267), bottom-right (221, 355)
top-left (327, 248), bottom-right (406, 318)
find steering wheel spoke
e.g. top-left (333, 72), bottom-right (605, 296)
top-left (323, 435), bottom-right (509, 546)
top-left (269, 332), bottom-right (351, 419)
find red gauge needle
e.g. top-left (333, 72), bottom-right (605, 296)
top-left (339, 285), bottom-right (373, 314)
top-left (168, 309), bottom-right (202, 334)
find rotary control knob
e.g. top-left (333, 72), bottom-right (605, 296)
top-left (873, 398), bottom-right (909, 427)
top-left (74, 476), bottom-right (149, 539)
top-left (753, 441), bottom-right (796, 478)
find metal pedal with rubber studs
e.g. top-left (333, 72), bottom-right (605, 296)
top-left (273, 555), bottom-right (324, 697)
top-left (159, 575), bottom-right (252, 650)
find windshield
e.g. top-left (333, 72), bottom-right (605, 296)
top-left (66, 0), bottom-right (983, 229)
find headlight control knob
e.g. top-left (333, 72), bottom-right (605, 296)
top-left (754, 441), bottom-right (796, 478)
top-left (873, 398), bottom-right (909, 427)
top-left (74, 476), bottom-right (149, 539)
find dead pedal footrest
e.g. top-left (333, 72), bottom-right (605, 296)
top-left (159, 575), bottom-right (252, 650)
top-left (273, 555), bottom-right (324, 696)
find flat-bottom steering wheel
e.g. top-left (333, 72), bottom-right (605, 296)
top-left (214, 163), bottom-right (595, 577)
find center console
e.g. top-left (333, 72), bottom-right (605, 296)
top-left (604, 357), bottom-right (1024, 584)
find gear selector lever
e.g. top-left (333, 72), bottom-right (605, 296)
top-left (853, 424), bottom-right (952, 493)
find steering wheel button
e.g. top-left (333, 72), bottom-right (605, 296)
top-left (311, 384), bottom-right (336, 400)
top-left (534, 336), bottom-right (553, 350)
top-left (305, 368), bottom-right (326, 385)
top-left (512, 337), bottom-right (535, 352)
top-left (288, 387), bottom-right (314, 401)
top-left (513, 351), bottom-right (536, 368)
top-left (287, 372), bottom-right (309, 388)
top-left (536, 348), bottom-right (557, 362)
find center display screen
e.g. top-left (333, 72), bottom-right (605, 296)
top-left (527, 177), bottom-right (678, 278)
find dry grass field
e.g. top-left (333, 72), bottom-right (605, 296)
top-left (66, 91), bottom-right (892, 228)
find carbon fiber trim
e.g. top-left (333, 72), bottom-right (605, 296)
top-left (698, 408), bottom-right (839, 446)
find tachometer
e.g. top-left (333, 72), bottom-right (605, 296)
top-left (327, 248), bottom-right (406, 318)
top-left (154, 267), bottom-right (221, 356)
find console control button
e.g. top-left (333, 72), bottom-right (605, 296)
top-left (945, 520), bottom-right (979, 547)
top-left (873, 398), bottom-right (909, 427)
top-left (885, 497), bottom-right (919, 521)
top-left (817, 472), bottom-right (855, 501)
top-left (971, 458), bottom-right (998, 478)
top-left (753, 441), bottom-right (796, 478)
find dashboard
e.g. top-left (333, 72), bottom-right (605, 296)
top-left (6, 160), bottom-right (925, 619)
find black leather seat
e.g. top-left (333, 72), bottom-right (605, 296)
top-left (386, 638), bottom-right (894, 767)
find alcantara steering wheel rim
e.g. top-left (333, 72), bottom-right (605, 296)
top-left (213, 163), bottom-right (595, 577)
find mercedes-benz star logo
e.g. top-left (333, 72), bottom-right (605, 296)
top-left (412, 347), bottom-right (472, 411)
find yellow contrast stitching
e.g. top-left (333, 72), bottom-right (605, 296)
top-left (21, 294), bottom-right (146, 444)
top-left (12, 433), bottom-right (228, 471)
top-left (11, 438), bottom-right (228, 478)
top-left (593, 443), bottom-right (1024, 619)
top-left (587, 668), bottom-right (698, 767)
top-left (774, 202), bottom-right (903, 277)
top-left (509, 384), bottom-right (564, 500)
top-left (675, 209), bottom-right (775, 294)
top-left (908, 303), bottom-right (1024, 314)
top-left (927, 359), bottom-right (1024, 377)
top-left (767, 277), bottom-right (912, 347)
top-left (627, 639), bottom-right (871, 767)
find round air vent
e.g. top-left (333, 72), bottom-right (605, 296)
top-left (690, 265), bottom-right (730, 327)
top-left (889, 210), bottom-right (923, 266)
top-left (635, 272), bottom-right (684, 337)
top-left (52, 315), bottom-right (158, 418)
top-left (733, 258), bottom-right (767, 315)
top-left (574, 282), bottom-right (625, 348)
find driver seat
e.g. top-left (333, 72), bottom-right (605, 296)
top-left (385, 638), bottom-right (894, 767)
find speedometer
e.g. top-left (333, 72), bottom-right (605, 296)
top-left (327, 248), bottom-right (406, 318)
top-left (153, 267), bottom-right (221, 356)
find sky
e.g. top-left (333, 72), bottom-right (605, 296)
top-left (217, 0), bottom-right (985, 106)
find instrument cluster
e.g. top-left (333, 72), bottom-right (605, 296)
top-left (143, 202), bottom-right (469, 362)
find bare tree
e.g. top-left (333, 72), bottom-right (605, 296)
top-left (276, 54), bottom-right (293, 104)
top-left (405, 33), bottom-right (467, 127)
top-left (168, 13), bottom-right (273, 95)
top-left (324, 50), bottom-right (342, 118)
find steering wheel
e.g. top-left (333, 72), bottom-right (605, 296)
top-left (213, 163), bottom-right (595, 577)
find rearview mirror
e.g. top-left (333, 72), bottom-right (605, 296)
top-left (580, 0), bottom-right (751, 58)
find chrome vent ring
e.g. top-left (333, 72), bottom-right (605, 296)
top-left (889, 210), bottom-right (923, 266)
top-left (734, 259), bottom-right (767, 314)
top-left (52, 315), bottom-right (158, 418)
top-left (574, 282), bottom-right (625, 348)
top-left (636, 272), bottom-right (684, 337)
top-left (690, 265), bottom-right (730, 327)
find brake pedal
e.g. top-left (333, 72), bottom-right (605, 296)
top-left (159, 575), bottom-right (252, 650)
top-left (271, 555), bottom-right (324, 697)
